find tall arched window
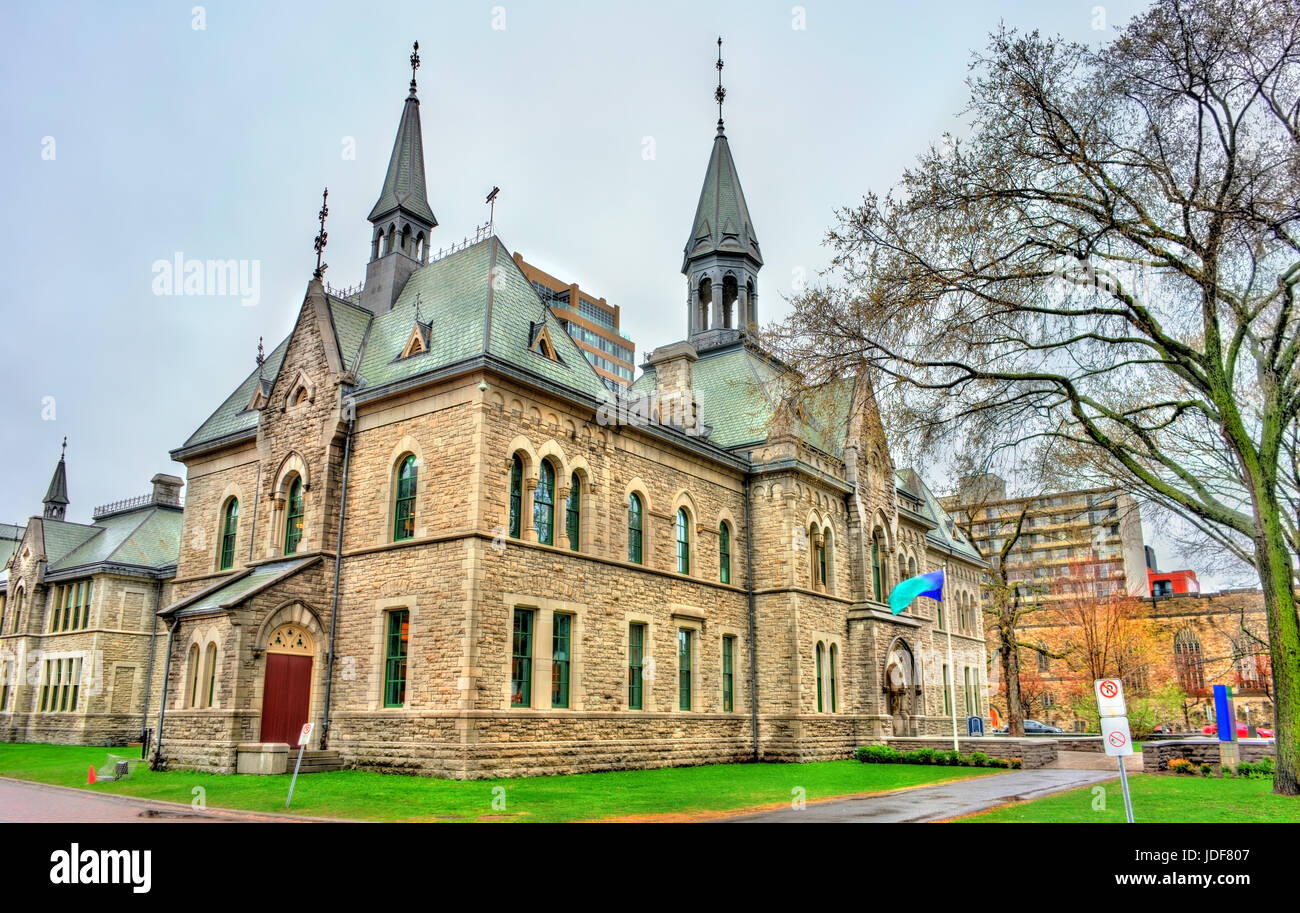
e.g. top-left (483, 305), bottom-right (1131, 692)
top-left (908, 555), bottom-right (917, 578)
top-left (204, 642), bottom-right (218, 707)
top-left (508, 455), bottom-right (523, 538)
top-left (871, 531), bottom-right (883, 602)
top-left (1174, 628), bottom-right (1205, 694)
top-left (829, 644), bottom-right (839, 712)
top-left (1037, 641), bottom-right (1050, 672)
top-left (898, 554), bottom-right (907, 585)
top-left (186, 644), bottom-right (201, 708)
top-left (676, 508), bottom-right (691, 574)
top-left (12, 588), bottom-right (24, 634)
top-left (719, 522), bottom-right (731, 584)
top-left (565, 473), bottom-right (581, 552)
top-left (219, 498), bottom-right (239, 570)
top-left (628, 493), bottom-right (643, 564)
top-left (534, 460), bottom-right (556, 545)
top-left (393, 455), bottom-right (418, 541)
top-left (816, 642), bottom-right (826, 712)
top-left (284, 476), bottom-right (304, 554)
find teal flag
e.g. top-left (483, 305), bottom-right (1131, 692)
top-left (888, 569), bottom-right (945, 615)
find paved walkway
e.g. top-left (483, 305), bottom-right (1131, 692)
top-left (0, 778), bottom-right (325, 823)
top-left (730, 769), bottom-right (1117, 822)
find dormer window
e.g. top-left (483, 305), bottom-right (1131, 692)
top-left (400, 322), bottom-right (431, 359)
top-left (528, 321), bottom-right (561, 362)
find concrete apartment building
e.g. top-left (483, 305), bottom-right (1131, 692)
top-left (512, 253), bottom-right (636, 388)
top-left (942, 474), bottom-right (1148, 605)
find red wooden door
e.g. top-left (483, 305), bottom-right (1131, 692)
top-left (260, 653), bottom-right (313, 747)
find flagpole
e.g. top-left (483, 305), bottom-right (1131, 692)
top-left (945, 557), bottom-right (958, 752)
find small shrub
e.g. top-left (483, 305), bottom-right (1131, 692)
top-left (970, 751), bottom-right (989, 768)
top-left (1199, 763), bottom-right (1213, 777)
top-left (1258, 756), bottom-right (1276, 777)
top-left (1010, 757), bottom-right (1023, 769)
top-left (856, 745), bottom-right (903, 764)
top-left (1168, 758), bottom-right (1196, 775)
top-left (913, 748), bottom-right (937, 765)
top-left (944, 750), bottom-right (961, 766)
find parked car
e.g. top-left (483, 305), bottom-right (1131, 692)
top-left (1023, 719), bottom-right (1064, 734)
top-left (1202, 723), bottom-right (1273, 738)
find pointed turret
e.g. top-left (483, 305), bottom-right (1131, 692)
top-left (43, 438), bottom-right (69, 521)
top-left (682, 39), bottom-right (762, 349)
top-left (361, 41), bottom-right (438, 314)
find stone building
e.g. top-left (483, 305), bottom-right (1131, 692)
top-left (0, 449), bottom-right (182, 745)
top-left (152, 47), bottom-right (986, 778)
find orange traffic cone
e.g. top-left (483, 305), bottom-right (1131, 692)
top-left (88, 764), bottom-right (97, 785)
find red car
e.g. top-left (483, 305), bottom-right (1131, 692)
top-left (1202, 723), bottom-right (1273, 738)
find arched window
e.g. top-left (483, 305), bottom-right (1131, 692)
top-left (393, 455), bottom-right (418, 541)
top-left (565, 473), bottom-right (581, 552)
top-left (508, 455), bottom-right (523, 538)
top-left (284, 476), bottom-right (304, 554)
top-left (628, 493), bottom-right (644, 564)
top-left (719, 522), bottom-right (731, 584)
top-left (1037, 641), bottom-right (1050, 672)
top-left (871, 531), bottom-right (883, 602)
top-left (817, 535), bottom-right (827, 587)
top-left (676, 508), bottom-right (691, 574)
top-left (898, 554), bottom-right (907, 585)
top-left (219, 498), bottom-right (239, 570)
top-left (12, 588), bottom-right (24, 634)
top-left (186, 644), bottom-right (201, 708)
top-left (204, 642), bottom-right (218, 708)
top-left (534, 461), bottom-right (556, 545)
top-left (829, 644), bottom-right (839, 712)
top-left (908, 555), bottom-right (917, 577)
top-left (816, 642), bottom-right (826, 712)
top-left (1174, 628), bottom-right (1206, 694)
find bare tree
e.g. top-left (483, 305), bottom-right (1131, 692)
top-left (771, 0), bottom-right (1300, 793)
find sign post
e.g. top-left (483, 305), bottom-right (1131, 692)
top-left (1095, 679), bottom-right (1134, 823)
top-left (284, 728), bottom-right (312, 811)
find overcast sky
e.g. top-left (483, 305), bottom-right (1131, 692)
top-left (5, 1), bottom-right (1247, 587)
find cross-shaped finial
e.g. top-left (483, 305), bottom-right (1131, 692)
top-left (60, 436), bottom-right (67, 460)
top-left (410, 41), bottom-right (421, 95)
top-left (715, 37), bottom-right (726, 131)
top-left (256, 336), bottom-right (265, 376)
top-left (414, 292), bottom-right (424, 325)
top-left (313, 187), bottom-right (329, 279)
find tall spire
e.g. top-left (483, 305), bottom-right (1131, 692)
top-left (43, 438), bottom-right (69, 521)
top-left (681, 38), bottom-right (762, 347)
top-left (367, 41), bottom-right (438, 230)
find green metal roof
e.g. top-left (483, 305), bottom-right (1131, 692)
top-left (682, 129), bottom-right (762, 270)
top-left (897, 470), bottom-right (986, 565)
top-left (164, 556), bottom-right (317, 617)
top-left (181, 336), bottom-right (289, 450)
top-left (43, 507), bottom-right (182, 576)
top-left (40, 521), bottom-right (100, 565)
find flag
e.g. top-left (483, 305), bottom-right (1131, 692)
top-left (888, 569), bottom-right (944, 616)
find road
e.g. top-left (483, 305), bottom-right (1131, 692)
top-left (729, 769), bottom-right (1117, 822)
top-left (0, 778), bottom-right (316, 823)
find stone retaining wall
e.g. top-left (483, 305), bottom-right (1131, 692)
top-left (881, 736), bottom-right (1058, 769)
top-left (1141, 738), bottom-right (1274, 773)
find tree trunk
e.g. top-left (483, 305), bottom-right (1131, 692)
top-left (1254, 502), bottom-right (1300, 796)
top-left (1003, 636), bottom-right (1024, 737)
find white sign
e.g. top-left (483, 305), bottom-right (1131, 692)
top-left (1101, 715), bottom-right (1134, 757)
top-left (298, 722), bottom-right (314, 745)
top-left (1094, 678), bottom-right (1126, 717)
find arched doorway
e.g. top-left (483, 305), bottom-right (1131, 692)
top-left (884, 639), bottom-right (920, 737)
top-left (260, 623), bottom-right (314, 747)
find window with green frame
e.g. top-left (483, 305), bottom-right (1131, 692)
top-left (393, 455), bottom-right (418, 542)
top-left (508, 455), bottom-right (523, 538)
top-left (871, 532), bottom-right (882, 601)
top-left (722, 635), bottom-right (735, 712)
top-left (817, 537), bottom-right (827, 587)
top-left (51, 581), bottom-right (92, 632)
top-left (0, 661), bottom-right (9, 711)
top-left (627, 493), bottom-right (643, 564)
top-left (534, 460), bottom-right (555, 545)
top-left (511, 608), bottom-right (534, 707)
top-left (565, 473), bottom-right (580, 551)
top-left (384, 609), bottom-right (409, 707)
top-left (628, 623), bottom-right (645, 709)
top-left (719, 522), bottom-right (731, 584)
top-left (829, 644), bottom-right (839, 712)
top-left (219, 498), bottom-right (239, 570)
top-left (677, 628), bottom-right (693, 710)
top-left (815, 642), bottom-right (825, 712)
top-left (551, 613), bottom-right (571, 708)
top-left (205, 642), bottom-right (218, 708)
top-left (12, 588), bottom-right (23, 634)
top-left (942, 664), bottom-right (951, 716)
top-left (284, 476), bottom-right (304, 554)
top-left (676, 508), bottom-right (691, 574)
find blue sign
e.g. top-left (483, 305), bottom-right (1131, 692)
top-left (967, 716), bottom-right (984, 737)
top-left (1213, 684), bottom-right (1236, 741)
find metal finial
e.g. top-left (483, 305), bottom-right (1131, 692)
top-left (715, 37), bottom-right (726, 131)
top-left (256, 336), bottom-right (265, 376)
top-left (485, 186), bottom-right (500, 232)
top-left (414, 293), bottom-right (423, 325)
top-left (313, 187), bottom-right (329, 279)
top-left (410, 41), bottom-right (421, 94)
top-left (60, 436), bottom-right (67, 460)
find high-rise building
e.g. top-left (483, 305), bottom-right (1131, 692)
top-left (942, 478), bottom-right (1148, 604)
top-left (512, 254), bottom-right (636, 388)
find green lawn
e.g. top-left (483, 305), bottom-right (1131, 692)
top-left (0, 743), bottom-right (998, 822)
top-left (960, 774), bottom-right (1300, 823)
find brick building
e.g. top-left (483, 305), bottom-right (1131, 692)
top-left (0, 448), bottom-right (182, 745)
top-left (151, 46), bottom-right (986, 778)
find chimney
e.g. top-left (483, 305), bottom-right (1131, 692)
top-left (645, 341), bottom-right (699, 433)
top-left (151, 473), bottom-right (184, 507)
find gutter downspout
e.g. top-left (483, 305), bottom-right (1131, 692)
top-left (320, 411), bottom-right (355, 750)
top-left (744, 469), bottom-right (759, 761)
top-left (140, 610), bottom-right (160, 742)
top-left (150, 616), bottom-right (180, 770)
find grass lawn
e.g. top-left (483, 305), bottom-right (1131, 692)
top-left (959, 774), bottom-right (1300, 823)
top-left (0, 743), bottom-right (999, 822)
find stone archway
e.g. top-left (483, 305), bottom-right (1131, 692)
top-left (884, 638), bottom-right (920, 737)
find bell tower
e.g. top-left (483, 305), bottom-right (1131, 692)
top-left (360, 41), bottom-right (439, 315)
top-left (682, 38), bottom-right (763, 350)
